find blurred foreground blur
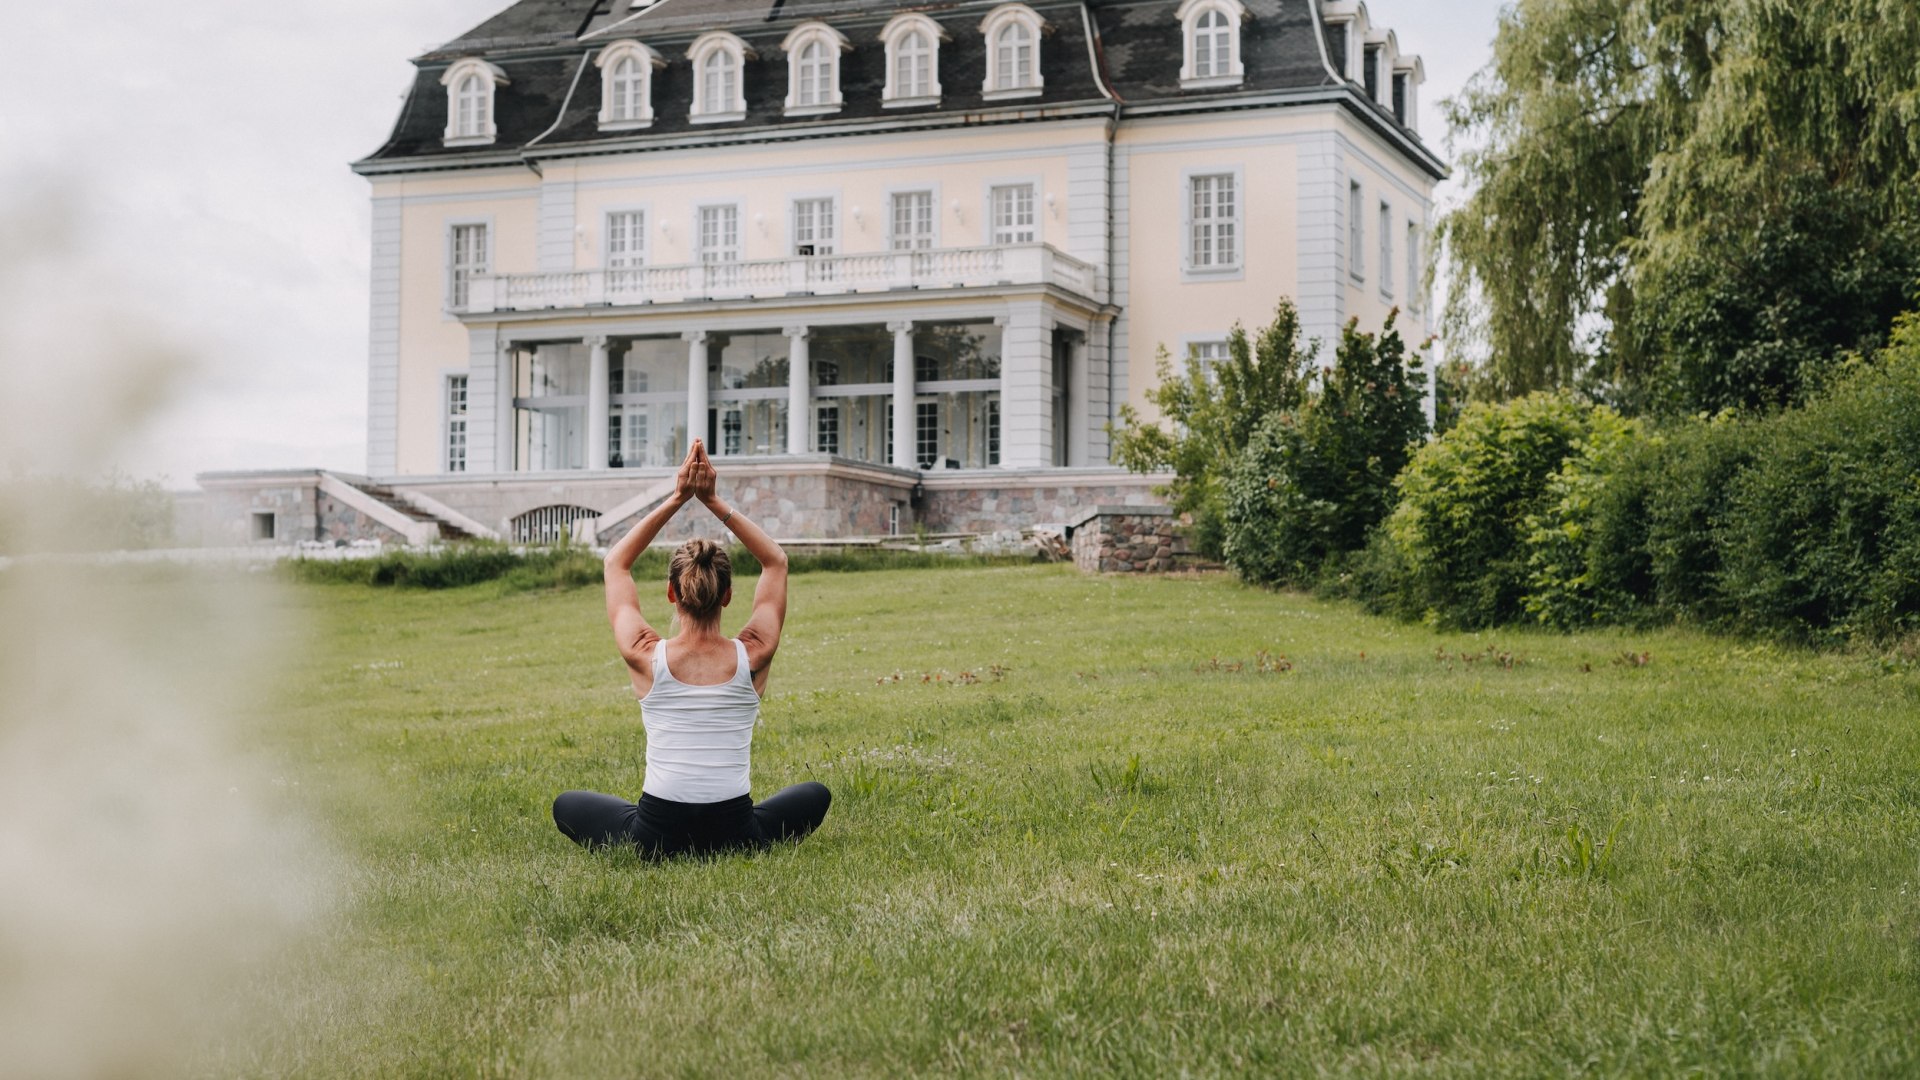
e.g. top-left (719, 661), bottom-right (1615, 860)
top-left (0, 190), bottom-right (330, 1076)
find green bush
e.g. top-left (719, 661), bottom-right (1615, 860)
top-left (1713, 317), bottom-right (1920, 641)
top-left (1522, 411), bottom-right (1654, 628)
top-left (1222, 313), bottom-right (1428, 587)
top-left (1373, 393), bottom-right (1613, 628)
top-left (1642, 417), bottom-right (1760, 624)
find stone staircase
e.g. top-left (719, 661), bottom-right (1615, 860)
top-left (319, 473), bottom-right (499, 545)
top-left (355, 483), bottom-right (473, 541)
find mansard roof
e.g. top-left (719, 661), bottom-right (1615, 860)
top-left (356, 0), bottom-right (1442, 178)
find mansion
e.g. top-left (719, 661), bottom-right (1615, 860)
top-left (201, 0), bottom-right (1441, 546)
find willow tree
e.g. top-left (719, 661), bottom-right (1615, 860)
top-left (1440, 0), bottom-right (1920, 411)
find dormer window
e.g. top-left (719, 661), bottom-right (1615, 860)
top-left (596, 41), bottom-right (664, 131)
top-left (880, 14), bottom-right (947, 107)
top-left (981, 4), bottom-right (1045, 100)
top-left (1177, 0), bottom-right (1246, 89)
top-left (440, 58), bottom-right (508, 147)
top-left (688, 32), bottom-right (750, 123)
top-left (781, 22), bottom-right (849, 116)
top-left (1363, 44), bottom-right (1381, 100)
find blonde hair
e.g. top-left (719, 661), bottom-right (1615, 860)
top-left (668, 537), bottom-right (731, 626)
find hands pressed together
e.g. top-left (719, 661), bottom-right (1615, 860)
top-left (675, 439), bottom-right (719, 506)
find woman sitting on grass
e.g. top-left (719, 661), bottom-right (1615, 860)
top-left (552, 439), bottom-right (830, 858)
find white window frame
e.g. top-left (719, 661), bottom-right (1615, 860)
top-left (444, 217), bottom-right (492, 313)
top-left (790, 195), bottom-right (838, 256)
top-left (688, 32), bottom-right (750, 123)
top-left (1182, 166), bottom-right (1244, 279)
top-left (781, 21), bottom-right (849, 116)
top-left (980, 4), bottom-right (1046, 100)
top-left (695, 201), bottom-right (743, 263)
top-left (603, 206), bottom-right (648, 291)
top-left (815, 403), bottom-right (841, 455)
top-left (1348, 180), bottom-right (1365, 282)
top-left (443, 372), bottom-right (469, 473)
top-left (1379, 200), bottom-right (1394, 299)
top-left (440, 58), bottom-right (508, 146)
top-left (1183, 337), bottom-right (1232, 383)
top-left (985, 179), bottom-right (1039, 246)
top-left (888, 187), bottom-right (939, 251)
top-left (595, 41), bottom-right (663, 131)
top-left (880, 14), bottom-right (947, 107)
top-left (1176, 0), bottom-right (1246, 89)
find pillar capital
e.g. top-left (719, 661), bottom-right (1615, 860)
top-left (682, 329), bottom-right (708, 344)
top-left (584, 333), bottom-right (610, 349)
top-left (783, 325), bottom-right (811, 340)
top-left (886, 320), bottom-right (914, 335)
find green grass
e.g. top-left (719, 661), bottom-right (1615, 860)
top-left (231, 565), bottom-right (1920, 1076)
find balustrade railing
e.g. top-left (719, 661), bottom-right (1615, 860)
top-left (459, 244), bottom-right (1102, 314)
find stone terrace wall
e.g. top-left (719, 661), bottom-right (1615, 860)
top-left (1069, 506), bottom-right (1178, 573)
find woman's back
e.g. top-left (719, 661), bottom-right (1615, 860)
top-left (639, 636), bottom-right (760, 803)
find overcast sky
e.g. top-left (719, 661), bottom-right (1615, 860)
top-left (0, 0), bottom-right (1506, 488)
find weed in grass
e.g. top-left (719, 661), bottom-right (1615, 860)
top-left (1514, 818), bottom-right (1625, 881)
top-left (1088, 752), bottom-right (1151, 797)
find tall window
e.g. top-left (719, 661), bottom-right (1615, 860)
top-left (1188, 173), bottom-right (1238, 270)
top-left (991, 184), bottom-right (1036, 245)
top-left (1406, 222), bottom-right (1422, 311)
top-left (783, 23), bottom-right (845, 114)
top-left (445, 375), bottom-right (468, 472)
top-left (987, 398), bottom-right (1000, 465)
top-left (1363, 44), bottom-right (1381, 100)
top-left (699, 205), bottom-right (740, 262)
top-left (915, 401), bottom-right (940, 468)
top-left (896, 31), bottom-right (932, 97)
top-left (797, 41), bottom-right (831, 105)
top-left (1179, 0), bottom-right (1245, 87)
top-left (689, 33), bottom-right (747, 121)
top-left (441, 59), bottom-right (505, 145)
top-left (1189, 340), bottom-right (1230, 380)
top-left (606, 210), bottom-right (645, 272)
top-left (792, 198), bottom-right (836, 256)
top-left (1348, 181), bottom-right (1364, 281)
top-left (597, 42), bottom-right (659, 129)
top-left (815, 404), bottom-right (840, 454)
top-left (981, 5), bottom-right (1044, 96)
top-left (1379, 201), bottom-right (1394, 297)
top-left (882, 14), bottom-right (944, 104)
top-left (891, 191), bottom-right (934, 251)
top-left (721, 407), bottom-right (743, 456)
top-left (449, 223), bottom-right (488, 309)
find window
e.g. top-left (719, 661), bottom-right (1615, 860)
top-left (605, 210), bottom-right (645, 289)
top-left (891, 190), bottom-right (935, 251)
top-left (990, 184), bottom-right (1036, 245)
top-left (688, 32), bottom-right (748, 121)
top-left (445, 375), bottom-right (468, 472)
top-left (1178, 0), bottom-right (1245, 87)
top-left (1187, 172), bottom-right (1238, 271)
top-left (815, 404), bottom-right (840, 454)
top-left (1363, 45), bottom-right (1381, 100)
top-left (609, 337), bottom-right (690, 469)
top-left (250, 511), bottom-right (276, 542)
top-left (1406, 222), bottom-right (1422, 311)
top-left (782, 22), bottom-right (847, 115)
top-left (1327, 24), bottom-right (1348, 78)
top-left (1392, 72), bottom-right (1408, 124)
top-left (915, 401), bottom-right (939, 468)
top-left (698, 205), bottom-right (740, 263)
top-left (721, 407), bottom-right (744, 456)
top-left (448, 222), bottom-right (488, 309)
top-left (1379, 201), bottom-right (1394, 297)
top-left (1189, 340), bottom-right (1230, 380)
top-left (441, 58), bottom-right (507, 145)
top-left (597, 42), bottom-right (661, 130)
top-left (914, 322), bottom-right (1002, 469)
top-left (792, 198), bottom-right (836, 256)
top-left (981, 5), bottom-right (1044, 97)
top-left (1348, 181), bottom-right (1364, 281)
top-left (987, 398), bottom-right (1000, 465)
top-left (881, 14), bottom-right (945, 104)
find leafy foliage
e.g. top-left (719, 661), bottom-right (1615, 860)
top-left (1109, 300), bottom-right (1314, 558)
top-left (1522, 411), bottom-right (1653, 628)
top-left (1222, 313), bottom-right (1429, 587)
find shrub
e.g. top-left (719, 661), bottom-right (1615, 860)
top-left (1521, 411), bottom-right (1654, 628)
top-left (1642, 416), bottom-right (1760, 624)
top-left (1222, 313), bottom-right (1428, 587)
top-left (1109, 300), bottom-right (1315, 558)
top-left (1373, 393), bottom-right (1612, 628)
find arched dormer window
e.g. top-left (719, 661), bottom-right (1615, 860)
top-left (1177, 0), bottom-right (1246, 88)
top-left (980, 4), bottom-right (1046, 100)
top-left (440, 58), bottom-right (508, 146)
top-left (688, 32), bottom-right (750, 123)
top-left (596, 41), bottom-right (665, 131)
top-left (880, 14), bottom-right (947, 107)
top-left (781, 22), bottom-right (850, 116)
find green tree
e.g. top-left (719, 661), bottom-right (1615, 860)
top-left (1440, 0), bottom-right (1920, 411)
top-left (1109, 300), bottom-right (1314, 558)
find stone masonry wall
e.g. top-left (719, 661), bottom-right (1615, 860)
top-left (1070, 506), bottom-right (1178, 573)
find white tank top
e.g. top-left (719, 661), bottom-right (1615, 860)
top-left (640, 637), bottom-right (760, 803)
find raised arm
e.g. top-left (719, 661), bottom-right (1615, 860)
top-left (686, 442), bottom-right (788, 689)
top-left (603, 445), bottom-right (699, 674)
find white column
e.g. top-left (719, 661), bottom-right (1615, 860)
top-left (684, 330), bottom-right (709, 449)
top-left (786, 326), bottom-right (811, 455)
top-left (889, 320), bottom-right (915, 469)
top-left (1066, 331), bottom-right (1089, 466)
top-left (495, 339), bottom-right (516, 473)
top-left (586, 334), bottom-right (610, 470)
top-left (1000, 303), bottom-right (1052, 467)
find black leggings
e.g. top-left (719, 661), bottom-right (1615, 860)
top-left (552, 782), bottom-right (831, 859)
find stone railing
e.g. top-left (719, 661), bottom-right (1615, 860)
top-left (459, 244), bottom-right (1104, 314)
top-left (1068, 505), bottom-right (1179, 574)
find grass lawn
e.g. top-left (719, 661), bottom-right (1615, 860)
top-left (232, 564), bottom-right (1920, 1076)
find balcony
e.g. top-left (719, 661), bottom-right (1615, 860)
top-left (456, 243), bottom-right (1105, 315)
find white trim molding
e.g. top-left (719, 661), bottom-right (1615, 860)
top-left (1176, 0), bottom-right (1247, 89)
top-left (980, 4), bottom-right (1047, 100)
top-left (688, 31), bottom-right (752, 123)
top-left (440, 58), bottom-right (509, 146)
top-left (595, 40), bottom-right (665, 132)
top-left (781, 21), bottom-right (851, 117)
top-left (879, 13), bottom-right (948, 108)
